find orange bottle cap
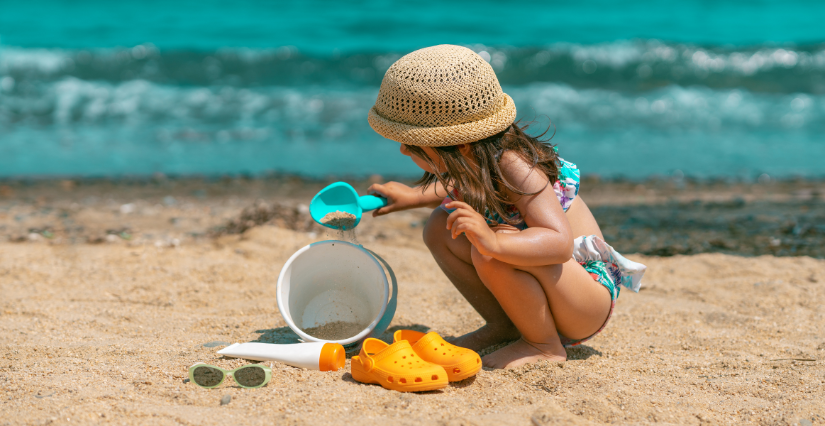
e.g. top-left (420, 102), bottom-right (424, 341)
top-left (319, 343), bottom-right (346, 371)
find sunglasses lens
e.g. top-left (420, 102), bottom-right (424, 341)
top-left (192, 366), bottom-right (224, 387)
top-left (234, 366), bottom-right (267, 387)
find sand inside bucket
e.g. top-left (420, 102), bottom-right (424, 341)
top-left (302, 321), bottom-right (367, 341)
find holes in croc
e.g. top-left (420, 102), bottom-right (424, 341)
top-left (432, 375), bottom-right (439, 380)
top-left (415, 377), bottom-right (423, 383)
top-left (477, 358), bottom-right (481, 364)
top-left (399, 378), bottom-right (407, 383)
top-left (387, 376), bottom-right (394, 383)
top-left (453, 368), bottom-right (461, 374)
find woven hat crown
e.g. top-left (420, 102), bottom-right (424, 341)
top-left (368, 45), bottom-right (516, 147)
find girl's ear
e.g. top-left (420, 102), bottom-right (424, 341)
top-left (457, 143), bottom-right (472, 156)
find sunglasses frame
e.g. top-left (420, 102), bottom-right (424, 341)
top-left (188, 363), bottom-right (272, 389)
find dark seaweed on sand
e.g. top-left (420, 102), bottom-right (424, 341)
top-left (594, 199), bottom-right (825, 258)
top-left (212, 201), bottom-right (321, 235)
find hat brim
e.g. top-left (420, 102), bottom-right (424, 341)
top-left (368, 94), bottom-right (516, 147)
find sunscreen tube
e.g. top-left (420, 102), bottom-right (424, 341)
top-left (217, 342), bottom-right (346, 371)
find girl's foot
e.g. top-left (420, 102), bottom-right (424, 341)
top-left (481, 337), bottom-right (567, 369)
top-left (448, 324), bottom-right (521, 352)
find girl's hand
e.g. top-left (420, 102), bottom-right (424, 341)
top-left (368, 181), bottom-right (422, 217)
top-left (445, 201), bottom-right (500, 256)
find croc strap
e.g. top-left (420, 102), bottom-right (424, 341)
top-left (359, 339), bottom-right (415, 373)
top-left (412, 332), bottom-right (444, 351)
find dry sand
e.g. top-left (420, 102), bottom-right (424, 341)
top-left (1, 178), bottom-right (824, 425)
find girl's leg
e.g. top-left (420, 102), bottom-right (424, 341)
top-left (471, 246), bottom-right (612, 369)
top-left (423, 208), bottom-right (520, 350)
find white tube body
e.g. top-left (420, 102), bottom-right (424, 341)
top-left (217, 342), bottom-right (326, 370)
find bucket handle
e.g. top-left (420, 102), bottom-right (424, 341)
top-left (363, 249), bottom-right (397, 343)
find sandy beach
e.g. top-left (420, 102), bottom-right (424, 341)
top-left (1, 177), bottom-right (823, 425)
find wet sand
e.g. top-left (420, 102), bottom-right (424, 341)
top-left (1, 176), bottom-right (823, 425)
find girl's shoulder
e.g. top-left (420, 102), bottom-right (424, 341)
top-left (497, 148), bottom-right (580, 184)
top-left (497, 150), bottom-right (545, 189)
top-left (497, 148), bottom-right (581, 212)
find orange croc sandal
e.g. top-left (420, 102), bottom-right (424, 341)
top-left (394, 330), bottom-right (482, 382)
top-left (351, 338), bottom-right (448, 392)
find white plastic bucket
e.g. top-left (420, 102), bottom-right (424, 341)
top-left (276, 240), bottom-right (395, 347)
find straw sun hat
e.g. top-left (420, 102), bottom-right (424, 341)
top-left (368, 44), bottom-right (516, 147)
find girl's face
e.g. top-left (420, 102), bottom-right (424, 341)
top-left (400, 144), bottom-right (444, 173)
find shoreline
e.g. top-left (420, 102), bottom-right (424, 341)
top-left (1, 175), bottom-right (822, 258)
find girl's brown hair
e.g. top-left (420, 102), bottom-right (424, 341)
top-left (406, 120), bottom-right (560, 226)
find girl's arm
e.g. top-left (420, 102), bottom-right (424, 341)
top-left (445, 151), bottom-right (573, 266)
top-left (368, 180), bottom-right (450, 216)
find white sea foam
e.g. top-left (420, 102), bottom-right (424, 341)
top-left (510, 83), bottom-right (824, 132)
top-left (2, 77), bottom-right (823, 135)
top-left (0, 47), bottom-right (75, 74)
top-left (3, 42), bottom-right (825, 84)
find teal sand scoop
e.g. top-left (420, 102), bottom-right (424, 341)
top-left (310, 182), bottom-right (388, 229)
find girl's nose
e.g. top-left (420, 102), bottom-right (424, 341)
top-left (399, 144), bottom-right (411, 156)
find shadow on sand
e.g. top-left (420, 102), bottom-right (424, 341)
top-left (252, 326), bottom-right (302, 344)
top-left (251, 323), bottom-right (433, 358)
top-left (566, 345), bottom-right (602, 360)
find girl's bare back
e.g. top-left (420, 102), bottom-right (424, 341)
top-left (564, 197), bottom-right (603, 240)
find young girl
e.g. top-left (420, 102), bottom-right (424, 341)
top-left (366, 45), bottom-right (646, 369)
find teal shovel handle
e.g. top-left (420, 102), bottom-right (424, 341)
top-left (358, 195), bottom-right (388, 212)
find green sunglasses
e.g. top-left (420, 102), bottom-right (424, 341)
top-left (188, 363), bottom-right (272, 389)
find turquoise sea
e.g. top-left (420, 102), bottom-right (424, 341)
top-left (1, 0), bottom-right (824, 179)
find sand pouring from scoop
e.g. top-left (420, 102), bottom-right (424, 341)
top-left (310, 182), bottom-right (388, 229)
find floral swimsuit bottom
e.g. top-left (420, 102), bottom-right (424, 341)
top-left (441, 155), bottom-right (646, 347)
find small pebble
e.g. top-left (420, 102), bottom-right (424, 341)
top-left (799, 419), bottom-right (812, 426)
top-left (120, 203), bottom-right (135, 214)
top-left (220, 395), bottom-right (231, 406)
top-left (203, 341), bottom-right (230, 348)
